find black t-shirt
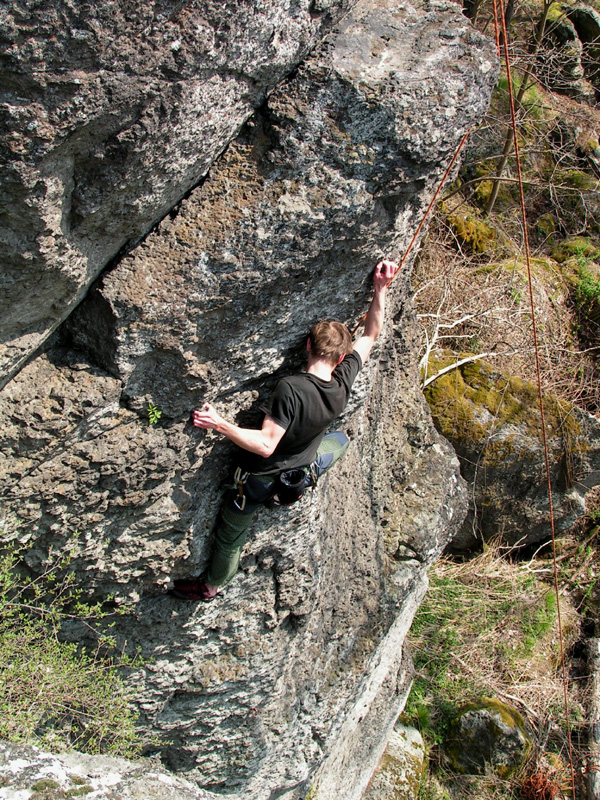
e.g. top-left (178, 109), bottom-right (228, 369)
top-left (239, 351), bottom-right (362, 475)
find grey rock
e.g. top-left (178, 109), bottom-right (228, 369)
top-left (0, 0), bottom-right (496, 796)
top-left (538, 9), bottom-right (596, 101)
top-left (566, 4), bottom-right (600, 97)
top-left (0, 0), bottom-right (354, 388)
top-left (0, 741), bottom-right (213, 800)
top-left (586, 638), bottom-right (600, 800)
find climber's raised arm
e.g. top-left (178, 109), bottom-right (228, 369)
top-left (353, 260), bottom-right (398, 364)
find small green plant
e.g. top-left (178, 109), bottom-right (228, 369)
top-left (147, 402), bottom-right (162, 425)
top-left (0, 541), bottom-right (142, 757)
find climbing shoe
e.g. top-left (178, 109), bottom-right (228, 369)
top-left (170, 578), bottom-right (219, 602)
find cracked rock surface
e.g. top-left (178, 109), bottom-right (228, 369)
top-left (0, 0), bottom-right (353, 387)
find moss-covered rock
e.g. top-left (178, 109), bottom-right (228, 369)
top-left (548, 170), bottom-right (600, 235)
top-left (362, 724), bottom-right (425, 800)
top-left (424, 354), bottom-right (579, 445)
top-left (535, 212), bottom-right (556, 242)
top-left (557, 256), bottom-right (600, 349)
top-left (446, 210), bottom-right (497, 253)
top-left (445, 697), bottom-right (532, 777)
top-left (424, 354), bottom-right (600, 550)
top-left (551, 235), bottom-right (600, 263)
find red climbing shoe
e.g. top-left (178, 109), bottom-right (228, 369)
top-left (170, 578), bottom-right (219, 602)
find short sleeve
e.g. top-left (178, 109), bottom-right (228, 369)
top-left (259, 379), bottom-right (296, 430)
top-left (333, 351), bottom-right (362, 393)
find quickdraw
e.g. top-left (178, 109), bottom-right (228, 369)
top-left (233, 466), bottom-right (249, 511)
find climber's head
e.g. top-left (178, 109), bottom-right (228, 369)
top-left (307, 320), bottom-right (353, 366)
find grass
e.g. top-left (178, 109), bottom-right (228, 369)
top-left (405, 542), bottom-right (583, 799)
top-left (0, 538), bottom-right (143, 757)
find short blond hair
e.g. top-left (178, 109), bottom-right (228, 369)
top-left (309, 320), bottom-right (353, 365)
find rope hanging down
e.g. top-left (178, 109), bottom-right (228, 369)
top-left (495, 1), bottom-right (577, 793)
top-left (351, 126), bottom-right (472, 336)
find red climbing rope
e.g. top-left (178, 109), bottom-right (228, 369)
top-left (491, 0), bottom-right (501, 57)
top-left (352, 126), bottom-right (472, 336)
top-left (495, 2), bottom-right (577, 794)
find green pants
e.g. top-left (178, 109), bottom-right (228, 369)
top-left (206, 432), bottom-right (349, 587)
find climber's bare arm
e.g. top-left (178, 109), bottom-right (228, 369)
top-left (193, 405), bottom-right (286, 458)
top-left (353, 260), bottom-right (399, 363)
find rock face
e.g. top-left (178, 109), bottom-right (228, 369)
top-left (0, 0), bottom-right (353, 388)
top-left (0, 0), bottom-right (497, 797)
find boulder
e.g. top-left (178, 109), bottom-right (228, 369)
top-left (566, 4), bottom-right (600, 97)
top-left (445, 697), bottom-right (532, 777)
top-left (424, 356), bottom-right (600, 552)
top-left (538, 8), bottom-right (595, 101)
top-left (362, 723), bottom-right (425, 800)
top-left (0, 741), bottom-right (213, 800)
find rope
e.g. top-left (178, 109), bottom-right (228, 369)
top-left (496, 3), bottom-right (577, 794)
top-left (492, 0), bottom-right (501, 57)
top-left (351, 126), bottom-right (472, 336)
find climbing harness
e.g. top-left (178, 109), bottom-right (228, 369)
top-left (232, 465), bottom-right (315, 510)
top-left (495, 2), bottom-right (577, 793)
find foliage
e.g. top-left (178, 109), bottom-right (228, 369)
top-left (562, 252), bottom-right (600, 350)
top-left (0, 539), bottom-right (142, 756)
top-left (146, 402), bottom-right (162, 425)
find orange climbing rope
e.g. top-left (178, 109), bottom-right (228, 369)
top-left (351, 126), bottom-right (472, 336)
top-left (495, 1), bottom-right (577, 794)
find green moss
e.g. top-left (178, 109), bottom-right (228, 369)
top-left (569, 262), bottom-right (600, 349)
top-left (446, 211), bottom-right (497, 253)
top-left (68, 777), bottom-right (89, 787)
top-left (558, 169), bottom-right (598, 191)
top-left (551, 236), bottom-right (600, 263)
top-left (32, 780), bottom-right (61, 792)
top-left (474, 256), bottom-right (557, 280)
top-left (67, 787), bottom-right (93, 798)
top-left (546, 2), bottom-right (566, 22)
top-left (424, 354), bottom-right (585, 472)
top-left (535, 213), bottom-right (556, 241)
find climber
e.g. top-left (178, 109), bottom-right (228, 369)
top-left (171, 259), bottom-right (399, 601)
